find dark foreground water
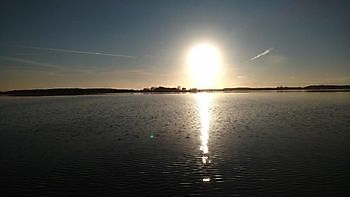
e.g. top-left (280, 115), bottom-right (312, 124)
top-left (1, 92), bottom-right (350, 196)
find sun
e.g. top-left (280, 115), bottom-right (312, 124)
top-left (187, 43), bottom-right (222, 88)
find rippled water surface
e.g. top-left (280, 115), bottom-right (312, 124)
top-left (1, 92), bottom-right (350, 195)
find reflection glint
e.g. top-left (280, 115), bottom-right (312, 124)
top-left (196, 93), bottom-right (213, 182)
top-left (197, 93), bottom-right (211, 155)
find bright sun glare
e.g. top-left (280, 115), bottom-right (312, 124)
top-left (187, 43), bottom-right (221, 88)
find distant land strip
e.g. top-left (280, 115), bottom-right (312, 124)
top-left (0, 85), bottom-right (350, 96)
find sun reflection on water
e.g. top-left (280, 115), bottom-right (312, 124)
top-left (196, 93), bottom-right (212, 182)
top-left (202, 177), bottom-right (211, 182)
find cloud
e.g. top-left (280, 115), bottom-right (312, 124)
top-left (0, 56), bottom-right (63, 70)
top-left (0, 56), bottom-right (103, 75)
top-left (17, 46), bottom-right (136, 59)
top-left (250, 48), bottom-right (273, 60)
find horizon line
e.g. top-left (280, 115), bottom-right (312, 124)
top-left (1, 84), bottom-right (350, 92)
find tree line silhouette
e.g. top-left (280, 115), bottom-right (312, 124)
top-left (0, 85), bottom-right (349, 96)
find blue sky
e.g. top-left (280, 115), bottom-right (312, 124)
top-left (0, 0), bottom-right (349, 90)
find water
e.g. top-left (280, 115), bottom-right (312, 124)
top-left (1, 92), bottom-right (350, 195)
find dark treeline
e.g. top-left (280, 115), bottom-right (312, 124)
top-left (2, 88), bottom-right (137, 96)
top-left (1, 85), bottom-right (349, 96)
top-left (224, 85), bottom-right (350, 91)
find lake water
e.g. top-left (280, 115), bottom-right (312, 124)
top-left (1, 92), bottom-right (350, 196)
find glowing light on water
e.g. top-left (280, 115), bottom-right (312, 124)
top-left (197, 93), bottom-right (211, 155)
top-left (202, 177), bottom-right (211, 182)
top-left (196, 93), bottom-right (213, 183)
top-left (202, 156), bottom-right (208, 164)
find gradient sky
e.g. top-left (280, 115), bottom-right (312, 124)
top-left (1, 0), bottom-right (349, 90)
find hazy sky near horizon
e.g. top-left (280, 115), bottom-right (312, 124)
top-left (0, 0), bottom-right (349, 90)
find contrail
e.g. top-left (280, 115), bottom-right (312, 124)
top-left (0, 56), bottom-right (63, 70)
top-left (17, 46), bottom-right (136, 59)
top-left (250, 48), bottom-right (273, 60)
top-left (0, 56), bottom-right (92, 73)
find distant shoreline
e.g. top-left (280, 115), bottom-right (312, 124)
top-left (0, 85), bottom-right (349, 96)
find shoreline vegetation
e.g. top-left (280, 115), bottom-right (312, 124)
top-left (0, 85), bottom-right (349, 96)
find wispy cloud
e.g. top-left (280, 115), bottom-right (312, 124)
top-left (17, 46), bottom-right (136, 59)
top-left (0, 56), bottom-right (64, 70)
top-left (250, 48), bottom-right (273, 60)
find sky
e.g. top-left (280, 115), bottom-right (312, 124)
top-left (0, 0), bottom-right (349, 90)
